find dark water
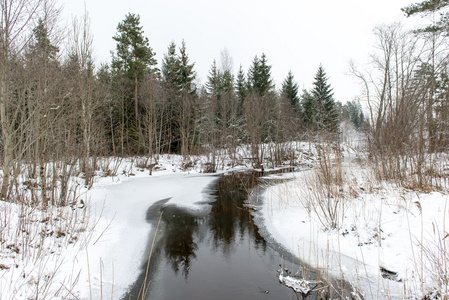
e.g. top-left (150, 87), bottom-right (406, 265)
top-left (122, 171), bottom-right (348, 300)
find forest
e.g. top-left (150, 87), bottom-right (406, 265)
top-left (0, 0), bottom-right (373, 206)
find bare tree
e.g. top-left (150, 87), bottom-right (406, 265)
top-left (0, 0), bottom-right (44, 200)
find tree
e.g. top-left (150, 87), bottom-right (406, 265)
top-left (177, 40), bottom-right (197, 156)
top-left (342, 100), bottom-right (364, 129)
top-left (159, 40), bottom-right (197, 155)
top-left (206, 59), bottom-right (220, 97)
top-left (28, 18), bottom-right (59, 62)
top-left (300, 89), bottom-right (316, 127)
top-left (161, 41), bottom-right (179, 92)
top-left (235, 65), bottom-right (247, 108)
top-left (281, 71), bottom-right (300, 110)
top-left (247, 53), bottom-right (274, 96)
top-left (402, 0), bottom-right (449, 33)
top-left (0, 0), bottom-right (44, 200)
top-left (112, 13), bottom-right (157, 126)
top-left (177, 40), bottom-right (196, 94)
top-left (310, 65), bottom-right (338, 131)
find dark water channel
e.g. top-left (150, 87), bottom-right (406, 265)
top-left (122, 171), bottom-right (348, 300)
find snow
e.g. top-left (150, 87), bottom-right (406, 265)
top-left (278, 269), bottom-right (315, 295)
top-left (0, 155), bottom-right (220, 299)
top-left (72, 160), bottom-right (220, 299)
top-left (1, 145), bottom-right (448, 299)
top-left (256, 161), bottom-right (449, 299)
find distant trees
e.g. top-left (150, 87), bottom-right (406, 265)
top-left (0, 3), bottom-right (372, 207)
top-left (341, 100), bottom-right (364, 129)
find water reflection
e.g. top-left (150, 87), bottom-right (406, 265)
top-left (123, 172), bottom-right (328, 300)
top-left (208, 173), bottom-right (267, 257)
top-left (161, 207), bottom-right (198, 278)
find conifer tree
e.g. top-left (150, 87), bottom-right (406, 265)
top-left (402, 0), bottom-right (449, 33)
top-left (311, 65), bottom-right (338, 131)
top-left (177, 40), bottom-right (196, 95)
top-left (235, 65), bottom-right (247, 106)
top-left (28, 18), bottom-right (59, 63)
top-left (206, 60), bottom-right (220, 97)
top-left (161, 41), bottom-right (180, 93)
top-left (281, 71), bottom-right (300, 110)
top-left (247, 53), bottom-right (274, 96)
top-left (112, 13), bottom-right (157, 125)
top-left (300, 89), bottom-right (316, 127)
top-left (342, 100), bottom-right (364, 129)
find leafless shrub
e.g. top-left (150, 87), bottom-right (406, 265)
top-left (297, 140), bottom-right (354, 230)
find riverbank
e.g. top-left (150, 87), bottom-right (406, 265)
top-left (0, 155), bottom-right (223, 299)
top-left (256, 160), bottom-right (448, 299)
top-left (1, 145), bottom-right (447, 299)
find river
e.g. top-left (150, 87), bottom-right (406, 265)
top-left (122, 171), bottom-right (343, 300)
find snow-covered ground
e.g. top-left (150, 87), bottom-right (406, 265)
top-left (0, 155), bottom-right (225, 299)
top-left (1, 143), bottom-right (448, 299)
top-left (257, 160), bottom-right (448, 299)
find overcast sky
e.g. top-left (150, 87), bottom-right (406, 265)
top-left (59, 0), bottom-right (416, 103)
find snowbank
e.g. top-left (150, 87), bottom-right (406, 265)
top-left (0, 155), bottom-right (220, 299)
top-left (258, 166), bottom-right (448, 299)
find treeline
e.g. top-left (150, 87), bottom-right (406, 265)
top-left (107, 13), bottom-right (354, 161)
top-left (2, 0), bottom-right (448, 205)
top-left (0, 2), bottom-right (362, 204)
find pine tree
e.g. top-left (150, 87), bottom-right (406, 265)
top-left (112, 13), bottom-right (157, 124)
top-left (402, 0), bottom-right (449, 33)
top-left (281, 71), bottom-right (300, 110)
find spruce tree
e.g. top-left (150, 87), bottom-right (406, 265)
top-left (300, 89), bottom-right (316, 127)
top-left (177, 40), bottom-right (196, 95)
top-left (281, 71), bottom-right (300, 110)
top-left (257, 53), bottom-right (274, 95)
top-left (161, 41), bottom-right (180, 93)
top-left (236, 65), bottom-right (247, 105)
top-left (247, 53), bottom-right (274, 96)
top-left (342, 100), bottom-right (364, 129)
top-left (206, 60), bottom-right (220, 98)
top-left (29, 19), bottom-right (59, 63)
top-left (310, 65), bottom-right (338, 131)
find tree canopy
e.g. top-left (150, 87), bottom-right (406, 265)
top-left (402, 0), bottom-right (449, 33)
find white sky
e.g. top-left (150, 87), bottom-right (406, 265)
top-left (59, 0), bottom-right (416, 103)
